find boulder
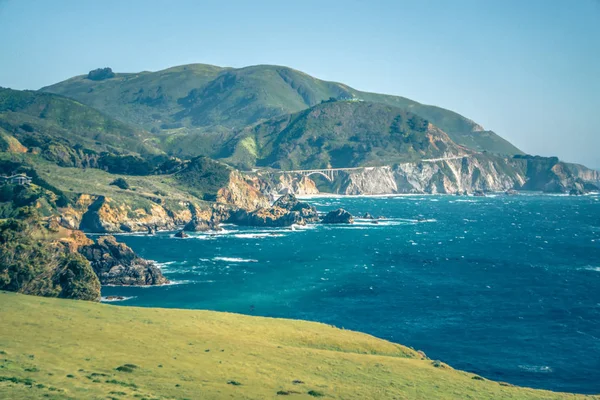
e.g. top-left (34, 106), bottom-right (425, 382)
top-left (321, 209), bottom-right (354, 224)
top-left (79, 236), bottom-right (168, 286)
top-left (363, 212), bottom-right (375, 219)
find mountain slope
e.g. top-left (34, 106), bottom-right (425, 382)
top-left (223, 100), bottom-right (468, 170)
top-left (0, 292), bottom-right (592, 400)
top-left (41, 64), bottom-right (523, 156)
top-left (0, 88), bottom-right (159, 158)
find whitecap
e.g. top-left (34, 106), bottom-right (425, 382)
top-left (232, 233), bottom-right (285, 239)
top-left (518, 365), bottom-right (553, 373)
top-left (213, 257), bottom-right (258, 263)
top-left (581, 266), bottom-right (600, 272)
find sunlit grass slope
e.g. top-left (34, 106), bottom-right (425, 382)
top-left (0, 292), bottom-right (596, 399)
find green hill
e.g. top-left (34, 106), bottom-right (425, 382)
top-left (0, 88), bottom-right (159, 158)
top-left (224, 100), bottom-right (467, 170)
top-left (40, 64), bottom-right (523, 157)
top-left (0, 292), bottom-right (594, 400)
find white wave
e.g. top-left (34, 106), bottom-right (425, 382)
top-left (581, 266), bottom-right (600, 272)
top-left (232, 233), bottom-right (285, 239)
top-left (518, 365), bottom-right (553, 373)
top-left (213, 257), bottom-right (258, 263)
top-left (153, 261), bottom-right (177, 269)
top-left (101, 296), bottom-right (136, 302)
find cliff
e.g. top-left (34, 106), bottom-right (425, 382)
top-left (61, 195), bottom-right (194, 233)
top-left (262, 155), bottom-right (599, 195)
top-left (216, 170), bottom-right (270, 210)
top-left (79, 235), bottom-right (168, 286)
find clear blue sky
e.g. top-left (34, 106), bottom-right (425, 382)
top-left (1, 0), bottom-right (599, 168)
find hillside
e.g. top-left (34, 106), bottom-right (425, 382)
top-left (0, 88), bottom-right (159, 158)
top-left (224, 100), bottom-right (468, 170)
top-left (40, 64), bottom-right (523, 157)
top-left (1, 292), bottom-right (595, 400)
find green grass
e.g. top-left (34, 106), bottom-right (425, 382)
top-left (0, 292), bottom-right (596, 400)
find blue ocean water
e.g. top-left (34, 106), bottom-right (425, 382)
top-left (101, 194), bottom-right (600, 394)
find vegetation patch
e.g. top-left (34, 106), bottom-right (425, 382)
top-left (0, 376), bottom-right (34, 386)
top-left (110, 178), bottom-right (130, 190)
top-left (105, 379), bottom-right (138, 388)
top-left (115, 364), bottom-right (139, 373)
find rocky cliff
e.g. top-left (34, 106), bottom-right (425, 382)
top-left (60, 194), bottom-right (197, 233)
top-left (79, 235), bottom-right (168, 286)
top-left (216, 170), bottom-right (270, 210)
top-left (260, 155), bottom-right (600, 195)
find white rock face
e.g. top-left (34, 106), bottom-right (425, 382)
top-left (254, 156), bottom-right (600, 196)
top-left (341, 157), bottom-right (526, 194)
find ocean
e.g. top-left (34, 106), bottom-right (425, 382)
top-left (100, 193), bottom-right (600, 394)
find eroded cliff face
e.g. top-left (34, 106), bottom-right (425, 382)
top-left (276, 175), bottom-right (319, 195)
top-left (60, 194), bottom-right (195, 233)
top-left (263, 155), bottom-right (599, 195)
top-left (217, 171), bottom-right (270, 211)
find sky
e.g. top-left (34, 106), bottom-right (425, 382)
top-left (0, 0), bottom-right (599, 168)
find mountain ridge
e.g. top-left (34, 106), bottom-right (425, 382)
top-left (40, 63), bottom-right (523, 157)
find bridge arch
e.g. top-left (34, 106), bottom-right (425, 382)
top-left (302, 170), bottom-right (334, 182)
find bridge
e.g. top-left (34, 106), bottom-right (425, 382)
top-left (275, 167), bottom-right (371, 182)
top-left (258, 156), bottom-right (469, 182)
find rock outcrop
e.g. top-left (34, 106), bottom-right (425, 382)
top-left (183, 205), bottom-right (221, 232)
top-left (321, 209), bottom-right (354, 224)
top-left (61, 194), bottom-right (197, 233)
top-left (227, 194), bottom-right (319, 227)
top-left (79, 235), bottom-right (168, 286)
top-left (276, 175), bottom-right (319, 195)
top-left (217, 170), bottom-right (270, 211)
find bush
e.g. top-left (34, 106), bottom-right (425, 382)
top-left (87, 67), bottom-right (115, 81)
top-left (110, 178), bottom-right (130, 190)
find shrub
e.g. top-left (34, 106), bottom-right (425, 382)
top-left (110, 178), bottom-right (130, 190)
top-left (87, 68), bottom-right (115, 81)
top-left (115, 364), bottom-right (138, 373)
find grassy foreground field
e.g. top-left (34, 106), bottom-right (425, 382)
top-left (0, 292), bottom-right (596, 400)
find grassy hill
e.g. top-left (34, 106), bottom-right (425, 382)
top-left (0, 292), bottom-right (594, 400)
top-left (40, 64), bottom-right (523, 157)
top-left (0, 88), bottom-right (159, 158)
top-left (223, 100), bottom-right (467, 170)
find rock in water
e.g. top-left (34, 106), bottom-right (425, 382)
top-left (363, 212), bottom-right (375, 219)
top-left (273, 194), bottom-right (319, 223)
top-left (321, 209), bottom-right (354, 224)
top-left (174, 230), bottom-right (188, 238)
top-left (569, 188), bottom-right (584, 196)
top-left (183, 217), bottom-right (213, 232)
top-left (227, 194), bottom-right (319, 227)
top-left (79, 236), bottom-right (168, 286)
